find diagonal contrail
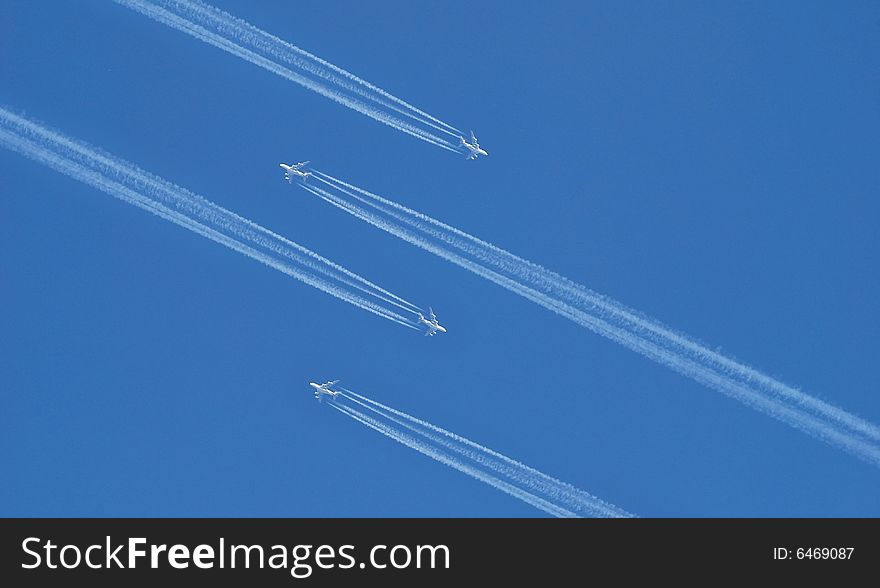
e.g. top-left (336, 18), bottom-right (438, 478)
top-left (300, 171), bottom-right (880, 467)
top-left (329, 403), bottom-right (578, 518)
top-left (326, 390), bottom-right (632, 518)
top-left (0, 107), bottom-right (420, 329)
top-left (112, 0), bottom-right (462, 151)
top-left (337, 389), bottom-right (633, 518)
top-left (144, 0), bottom-right (463, 138)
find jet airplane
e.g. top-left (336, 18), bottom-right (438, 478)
top-left (459, 131), bottom-right (488, 160)
top-left (280, 161), bottom-right (311, 183)
top-left (418, 308), bottom-right (447, 337)
top-left (310, 379), bottom-right (341, 402)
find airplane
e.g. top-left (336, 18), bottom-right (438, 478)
top-left (279, 161), bottom-right (311, 183)
top-left (417, 308), bottom-right (447, 337)
top-left (459, 131), bottom-right (488, 160)
top-left (309, 379), bottom-right (341, 402)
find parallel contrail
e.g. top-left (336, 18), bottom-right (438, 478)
top-left (112, 0), bottom-right (462, 151)
top-left (139, 0), bottom-right (463, 138)
top-left (0, 107), bottom-right (421, 329)
top-left (338, 389), bottom-right (633, 518)
top-left (302, 172), bottom-right (880, 467)
top-left (326, 391), bottom-right (633, 518)
top-left (329, 404), bottom-right (577, 518)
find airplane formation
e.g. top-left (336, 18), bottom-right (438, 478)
top-left (8, 0), bottom-right (858, 520)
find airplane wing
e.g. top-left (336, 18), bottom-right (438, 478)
top-left (296, 160), bottom-right (310, 168)
top-left (324, 379), bottom-right (340, 387)
top-left (429, 307), bottom-right (437, 321)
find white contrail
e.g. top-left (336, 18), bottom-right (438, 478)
top-left (0, 108), bottom-right (420, 330)
top-left (337, 389), bottom-right (633, 518)
top-left (316, 171), bottom-right (880, 437)
top-left (112, 0), bottom-right (462, 151)
top-left (329, 400), bottom-right (626, 518)
top-left (149, 0), bottom-right (463, 138)
top-left (0, 107), bottom-right (420, 317)
top-left (302, 172), bottom-right (880, 467)
top-left (329, 403), bottom-right (577, 518)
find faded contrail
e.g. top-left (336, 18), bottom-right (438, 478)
top-left (327, 391), bottom-right (632, 518)
top-left (0, 107), bottom-right (420, 329)
top-left (112, 0), bottom-right (462, 151)
top-left (302, 171), bottom-right (880, 467)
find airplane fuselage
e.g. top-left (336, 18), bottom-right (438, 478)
top-left (309, 382), bottom-right (340, 401)
top-left (280, 163), bottom-right (311, 182)
top-left (418, 316), bottom-right (447, 336)
top-left (466, 144), bottom-right (488, 157)
top-left (460, 137), bottom-right (488, 159)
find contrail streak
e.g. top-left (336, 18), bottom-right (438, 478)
top-left (329, 404), bottom-right (577, 518)
top-left (152, 0), bottom-right (462, 138)
top-left (337, 389), bottom-right (633, 518)
top-left (0, 107), bottom-right (420, 329)
top-left (326, 391), bottom-right (632, 518)
top-left (302, 171), bottom-right (880, 467)
top-left (112, 0), bottom-right (462, 151)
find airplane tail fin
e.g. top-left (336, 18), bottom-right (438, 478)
top-left (459, 136), bottom-right (466, 146)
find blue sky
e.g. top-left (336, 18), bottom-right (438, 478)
top-left (1, 0), bottom-right (878, 516)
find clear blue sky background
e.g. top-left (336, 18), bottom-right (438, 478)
top-left (1, 0), bottom-right (878, 516)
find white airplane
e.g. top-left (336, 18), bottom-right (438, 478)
top-left (459, 131), bottom-right (488, 160)
top-left (310, 379), bottom-right (341, 402)
top-left (417, 308), bottom-right (447, 337)
top-left (279, 161), bottom-right (311, 183)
